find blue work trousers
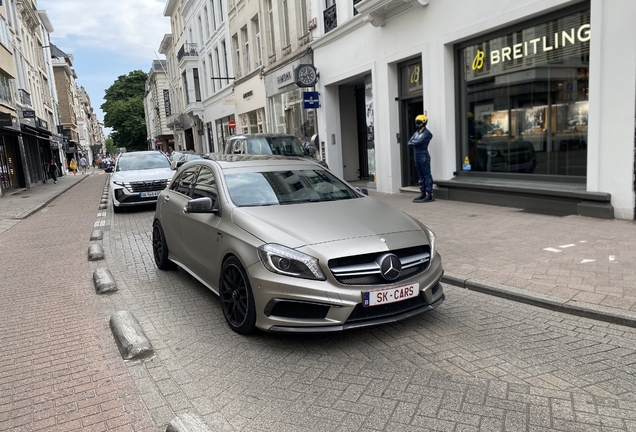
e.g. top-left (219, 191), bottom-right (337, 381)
top-left (414, 152), bottom-right (433, 195)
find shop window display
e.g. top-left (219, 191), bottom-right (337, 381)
top-left (458, 7), bottom-right (590, 177)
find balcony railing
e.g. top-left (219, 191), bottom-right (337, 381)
top-left (324, 4), bottom-right (337, 33)
top-left (177, 43), bottom-right (198, 61)
top-left (19, 89), bottom-right (31, 106)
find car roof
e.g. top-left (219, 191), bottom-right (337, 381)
top-left (227, 133), bottom-right (298, 139)
top-left (200, 153), bottom-right (320, 169)
top-left (119, 151), bottom-right (165, 157)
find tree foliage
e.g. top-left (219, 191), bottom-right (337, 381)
top-left (101, 70), bottom-right (148, 151)
top-left (104, 137), bottom-right (117, 156)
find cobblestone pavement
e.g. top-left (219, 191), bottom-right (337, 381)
top-left (96, 200), bottom-right (636, 431)
top-left (0, 171), bottom-right (156, 431)
top-left (2, 173), bottom-right (636, 431)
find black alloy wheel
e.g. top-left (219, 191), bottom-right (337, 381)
top-left (220, 257), bottom-right (256, 334)
top-left (152, 220), bottom-right (175, 270)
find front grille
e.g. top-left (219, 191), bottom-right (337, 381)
top-left (329, 245), bottom-right (430, 286)
top-left (346, 292), bottom-right (427, 323)
top-left (127, 180), bottom-right (168, 193)
top-left (266, 300), bottom-right (330, 319)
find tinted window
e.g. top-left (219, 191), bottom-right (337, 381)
top-left (265, 136), bottom-right (304, 156)
top-left (225, 169), bottom-right (358, 207)
top-left (170, 166), bottom-right (199, 196)
top-left (192, 167), bottom-right (218, 200)
top-left (116, 153), bottom-right (170, 171)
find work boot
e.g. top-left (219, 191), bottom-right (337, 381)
top-left (422, 193), bottom-right (435, 203)
top-left (412, 193), bottom-right (426, 203)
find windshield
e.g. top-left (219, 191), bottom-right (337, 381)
top-left (261, 136), bottom-right (304, 156)
top-left (116, 153), bottom-right (170, 171)
top-left (225, 169), bottom-right (359, 206)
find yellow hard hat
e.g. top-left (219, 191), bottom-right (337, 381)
top-left (415, 114), bottom-right (428, 123)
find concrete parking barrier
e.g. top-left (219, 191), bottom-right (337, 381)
top-left (166, 414), bottom-right (213, 432)
top-left (93, 268), bottom-right (117, 294)
top-left (100, 199), bottom-right (108, 204)
top-left (99, 204), bottom-right (107, 210)
top-left (90, 229), bottom-right (103, 240)
top-left (109, 311), bottom-right (154, 360)
top-left (88, 244), bottom-right (105, 261)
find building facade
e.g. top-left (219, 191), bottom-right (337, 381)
top-left (143, 60), bottom-right (175, 151)
top-left (310, 0), bottom-right (636, 219)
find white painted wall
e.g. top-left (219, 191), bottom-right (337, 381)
top-left (311, 0), bottom-right (636, 219)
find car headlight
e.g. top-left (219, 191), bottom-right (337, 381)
top-left (257, 244), bottom-right (326, 281)
top-left (424, 226), bottom-right (436, 261)
top-left (112, 181), bottom-right (125, 187)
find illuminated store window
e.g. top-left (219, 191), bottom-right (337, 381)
top-left (457, 6), bottom-right (590, 177)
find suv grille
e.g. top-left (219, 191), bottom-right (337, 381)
top-left (328, 246), bottom-right (430, 286)
top-left (126, 180), bottom-right (168, 193)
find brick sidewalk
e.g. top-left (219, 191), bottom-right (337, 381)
top-left (371, 190), bottom-right (636, 322)
top-left (0, 172), bottom-right (157, 431)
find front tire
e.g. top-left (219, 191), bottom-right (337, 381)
top-left (220, 257), bottom-right (256, 334)
top-left (153, 220), bottom-right (176, 270)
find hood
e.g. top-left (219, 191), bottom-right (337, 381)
top-left (231, 197), bottom-right (423, 249)
top-left (111, 168), bottom-right (173, 183)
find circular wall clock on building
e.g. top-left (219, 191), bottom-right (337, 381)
top-left (295, 64), bottom-right (318, 87)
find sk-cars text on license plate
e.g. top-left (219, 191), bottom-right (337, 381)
top-left (362, 282), bottom-right (420, 307)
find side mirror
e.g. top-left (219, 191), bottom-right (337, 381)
top-left (355, 187), bottom-right (368, 196)
top-left (170, 160), bottom-right (183, 170)
top-left (184, 197), bottom-right (217, 214)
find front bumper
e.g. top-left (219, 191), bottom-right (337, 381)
top-left (112, 185), bottom-right (162, 207)
top-left (247, 253), bottom-right (445, 332)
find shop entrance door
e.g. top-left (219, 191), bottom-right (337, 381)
top-left (184, 128), bottom-right (195, 151)
top-left (401, 98), bottom-right (423, 187)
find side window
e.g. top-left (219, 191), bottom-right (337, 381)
top-left (231, 138), bottom-right (246, 154)
top-left (170, 166), bottom-right (199, 196)
top-left (191, 167), bottom-right (218, 201)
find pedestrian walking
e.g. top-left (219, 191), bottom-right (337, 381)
top-left (408, 113), bottom-right (435, 203)
top-left (80, 155), bottom-right (88, 174)
top-left (46, 158), bottom-right (59, 184)
top-left (69, 158), bottom-right (77, 175)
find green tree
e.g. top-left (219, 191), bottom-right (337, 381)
top-left (101, 70), bottom-right (148, 151)
top-left (104, 137), bottom-right (117, 156)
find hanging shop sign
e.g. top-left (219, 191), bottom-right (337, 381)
top-left (464, 10), bottom-right (590, 81)
top-left (22, 110), bottom-right (35, 119)
top-left (302, 92), bottom-right (319, 109)
top-left (0, 113), bottom-right (12, 127)
top-left (163, 89), bottom-right (171, 117)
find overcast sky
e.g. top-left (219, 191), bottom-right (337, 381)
top-left (38, 0), bottom-right (171, 134)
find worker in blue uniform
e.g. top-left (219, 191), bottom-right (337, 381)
top-left (407, 114), bottom-right (434, 203)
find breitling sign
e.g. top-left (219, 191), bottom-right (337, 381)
top-left (464, 10), bottom-right (590, 81)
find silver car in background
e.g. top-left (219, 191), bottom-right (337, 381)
top-left (152, 155), bottom-right (444, 334)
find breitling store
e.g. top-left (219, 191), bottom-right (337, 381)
top-left (264, 54), bottom-right (318, 143)
top-left (456, 5), bottom-right (590, 178)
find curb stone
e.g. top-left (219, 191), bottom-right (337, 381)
top-left (109, 311), bottom-right (154, 360)
top-left (442, 272), bottom-right (636, 329)
top-left (90, 229), bottom-right (103, 240)
top-left (93, 268), bottom-right (117, 294)
top-left (88, 244), bottom-right (105, 261)
top-left (166, 414), bottom-right (214, 432)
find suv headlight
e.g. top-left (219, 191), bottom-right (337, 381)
top-left (257, 244), bottom-right (326, 281)
top-left (112, 181), bottom-right (125, 187)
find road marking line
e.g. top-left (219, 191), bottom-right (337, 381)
top-left (581, 259), bottom-right (596, 263)
top-left (609, 255), bottom-right (616, 261)
top-left (543, 248), bottom-right (562, 253)
top-left (560, 244), bottom-right (576, 248)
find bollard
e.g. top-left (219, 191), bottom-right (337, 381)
top-left (88, 244), bottom-right (105, 261)
top-left (109, 311), bottom-right (154, 360)
top-left (166, 414), bottom-right (213, 432)
top-left (93, 268), bottom-right (117, 294)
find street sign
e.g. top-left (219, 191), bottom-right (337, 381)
top-left (228, 120), bottom-right (236, 129)
top-left (303, 92), bottom-right (319, 109)
top-left (156, 140), bottom-right (163, 147)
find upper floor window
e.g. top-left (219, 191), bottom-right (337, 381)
top-left (282, 0), bottom-right (290, 47)
top-left (268, 0), bottom-right (276, 56)
top-left (299, 0), bottom-right (308, 35)
top-left (221, 40), bottom-right (230, 85)
top-left (203, 8), bottom-right (210, 40)
top-left (241, 26), bottom-right (250, 73)
top-left (252, 16), bottom-right (262, 68)
top-left (232, 34), bottom-right (241, 78)
top-left (209, 0), bottom-right (217, 31)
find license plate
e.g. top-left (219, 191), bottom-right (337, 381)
top-left (362, 282), bottom-right (420, 307)
top-left (140, 190), bottom-right (161, 198)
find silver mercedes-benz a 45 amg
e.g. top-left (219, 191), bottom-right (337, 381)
top-left (152, 154), bottom-right (444, 334)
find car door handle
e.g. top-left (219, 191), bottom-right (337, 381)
top-left (164, 196), bottom-right (170, 202)
top-left (217, 232), bottom-right (223, 238)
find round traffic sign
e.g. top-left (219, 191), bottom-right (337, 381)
top-left (228, 120), bottom-right (236, 129)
